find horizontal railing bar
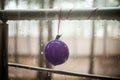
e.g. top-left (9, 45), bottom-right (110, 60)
top-left (0, 7), bottom-right (120, 20)
top-left (8, 63), bottom-right (120, 80)
top-left (8, 54), bottom-right (120, 59)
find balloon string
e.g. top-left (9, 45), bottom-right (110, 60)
top-left (57, 9), bottom-right (61, 35)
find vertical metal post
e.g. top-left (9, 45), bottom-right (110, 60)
top-left (0, 20), bottom-right (8, 80)
top-left (103, 21), bottom-right (107, 56)
top-left (14, 22), bottom-right (18, 63)
top-left (46, 20), bottom-right (53, 80)
top-left (45, 0), bottom-right (54, 79)
top-left (37, 20), bottom-right (45, 80)
top-left (103, 0), bottom-right (107, 56)
top-left (88, 0), bottom-right (96, 74)
top-left (89, 21), bottom-right (95, 74)
top-left (37, 0), bottom-right (46, 80)
top-left (0, 0), bottom-right (5, 10)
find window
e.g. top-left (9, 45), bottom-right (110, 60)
top-left (0, 0), bottom-right (120, 80)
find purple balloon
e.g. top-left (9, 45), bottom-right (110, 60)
top-left (44, 39), bottom-right (69, 65)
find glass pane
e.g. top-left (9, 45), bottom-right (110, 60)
top-left (3, 0), bottom-right (120, 80)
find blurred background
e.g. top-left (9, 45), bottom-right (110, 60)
top-left (0, 0), bottom-right (120, 80)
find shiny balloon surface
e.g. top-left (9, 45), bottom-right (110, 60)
top-left (44, 39), bottom-right (69, 65)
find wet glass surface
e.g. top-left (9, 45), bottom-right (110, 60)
top-left (1, 0), bottom-right (119, 80)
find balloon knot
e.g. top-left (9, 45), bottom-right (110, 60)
top-left (55, 35), bottom-right (61, 39)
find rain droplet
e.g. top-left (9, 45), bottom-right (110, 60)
top-left (41, 40), bottom-right (43, 42)
top-left (41, 43), bottom-right (43, 46)
top-left (41, 52), bottom-right (43, 54)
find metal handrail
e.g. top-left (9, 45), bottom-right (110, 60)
top-left (8, 63), bottom-right (120, 80)
top-left (0, 7), bottom-right (120, 20)
top-left (2, 7), bottom-right (120, 80)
